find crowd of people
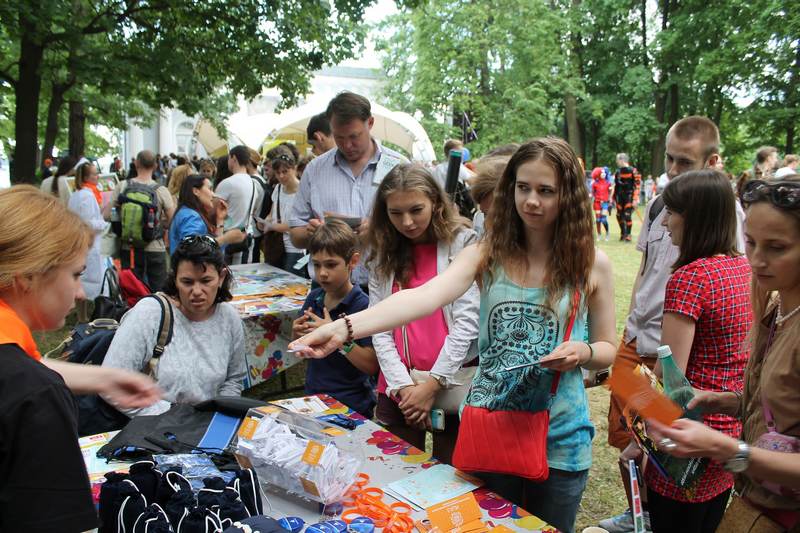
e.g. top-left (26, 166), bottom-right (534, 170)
top-left (1, 91), bottom-right (799, 533)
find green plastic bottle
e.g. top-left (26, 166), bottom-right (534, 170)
top-left (657, 345), bottom-right (701, 420)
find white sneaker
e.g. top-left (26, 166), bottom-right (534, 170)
top-left (597, 508), bottom-right (651, 533)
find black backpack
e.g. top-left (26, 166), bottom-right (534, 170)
top-left (55, 293), bottom-right (175, 436)
top-left (251, 174), bottom-right (273, 221)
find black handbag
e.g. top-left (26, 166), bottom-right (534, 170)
top-left (92, 267), bottom-right (128, 321)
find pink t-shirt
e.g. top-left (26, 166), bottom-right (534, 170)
top-left (377, 243), bottom-right (449, 395)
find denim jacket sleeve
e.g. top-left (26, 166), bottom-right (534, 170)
top-left (368, 269), bottom-right (415, 397)
top-left (428, 228), bottom-right (480, 386)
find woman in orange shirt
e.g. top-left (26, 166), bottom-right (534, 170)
top-left (0, 185), bottom-right (160, 532)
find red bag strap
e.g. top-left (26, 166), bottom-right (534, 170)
top-left (549, 289), bottom-right (582, 396)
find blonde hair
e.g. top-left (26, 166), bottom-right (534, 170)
top-left (0, 186), bottom-right (93, 291)
top-left (470, 156), bottom-right (509, 203)
top-left (168, 164), bottom-right (194, 198)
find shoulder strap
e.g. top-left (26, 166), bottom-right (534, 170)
top-left (247, 179), bottom-right (257, 229)
top-left (549, 289), bottom-right (582, 396)
top-left (148, 292), bottom-right (174, 358)
top-left (640, 195), bottom-right (666, 275)
top-left (649, 195), bottom-right (665, 228)
top-left (276, 184), bottom-right (282, 223)
top-left (143, 292), bottom-right (174, 378)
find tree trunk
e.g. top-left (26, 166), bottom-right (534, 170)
top-left (713, 89), bottom-right (724, 126)
top-left (668, 82), bottom-right (679, 126)
top-left (641, 0), bottom-right (649, 67)
top-left (783, 44), bottom-right (800, 153)
top-left (650, 90), bottom-right (667, 175)
top-left (13, 30), bottom-right (44, 183)
top-left (564, 0), bottom-right (584, 158)
top-left (68, 99), bottom-right (86, 158)
top-left (42, 83), bottom-right (69, 164)
top-left (564, 94), bottom-right (583, 156)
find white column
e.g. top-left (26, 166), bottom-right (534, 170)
top-left (159, 108), bottom-right (173, 155)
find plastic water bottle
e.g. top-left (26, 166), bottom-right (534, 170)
top-left (657, 345), bottom-right (702, 420)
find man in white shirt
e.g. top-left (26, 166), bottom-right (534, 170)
top-left (216, 145), bottom-right (257, 265)
top-left (775, 154), bottom-right (798, 178)
top-left (109, 150), bottom-right (175, 291)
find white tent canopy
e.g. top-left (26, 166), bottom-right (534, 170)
top-left (197, 102), bottom-right (436, 162)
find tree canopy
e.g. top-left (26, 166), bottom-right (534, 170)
top-left (375, 0), bottom-right (799, 176)
top-left (0, 0), bottom-right (372, 183)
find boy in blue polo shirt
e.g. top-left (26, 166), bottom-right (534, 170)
top-left (292, 220), bottom-right (377, 417)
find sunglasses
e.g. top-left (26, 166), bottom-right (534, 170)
top-left (271, 154), bottom-right (295, 166)
top-left (742, 180), bottom-right (800, 209)
top-left (179, 234), bottom-right (220, 249)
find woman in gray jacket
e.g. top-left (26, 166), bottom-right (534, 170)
top-left (365, 164), bottom-right (480, 464)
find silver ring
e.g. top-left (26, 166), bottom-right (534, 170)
top-left (658, 437), bottom-right (676, 450)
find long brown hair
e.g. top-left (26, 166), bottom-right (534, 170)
top-left (662, 170), bottom-right (740, 270)
top-left (366, 163), bottom-right (466, 285)
top-left (477, 137), bottom-right (594, 305)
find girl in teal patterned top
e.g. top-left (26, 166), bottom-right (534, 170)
top-left (292, 137), bottom-right (618, 533)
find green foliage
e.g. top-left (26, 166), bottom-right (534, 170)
top-left (377, 0), bottom-right (799, 174)
top-left (375, 0), bottom-right (565, 156)
top-left (1, 0), bottom-right (374, 178)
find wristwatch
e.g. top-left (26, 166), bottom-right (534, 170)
top-left (723, 441), bottom-right (751, 473)
top-left (430, 373), bottom-right (448, 389)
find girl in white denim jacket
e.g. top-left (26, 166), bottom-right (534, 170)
top-left (365, 163), bottom-right (480, 464)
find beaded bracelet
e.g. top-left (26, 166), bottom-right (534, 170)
top-left (339, 313), bottom-right (355, 344)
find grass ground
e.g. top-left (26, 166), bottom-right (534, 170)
top-left (35, 206), bottom-right (647, 531)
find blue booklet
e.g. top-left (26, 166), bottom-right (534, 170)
top-left (385, 463), bottom-right (483, 509)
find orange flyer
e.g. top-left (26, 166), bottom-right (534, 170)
top-left (607, 362), bottom-right (681, 425)
top-left (427, 493), bottom-right (483, 533)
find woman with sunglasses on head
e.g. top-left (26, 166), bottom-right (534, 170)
top-left (0, 186), bottom-right (160, 532)
top-left (648, 174), bottom-right (800, 532)
top-left (102, 235), bottom-right (247, 416)
top-left (168, 174), bottom-right (247, 254)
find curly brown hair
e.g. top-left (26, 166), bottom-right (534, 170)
top-left (477, 137), bottom-right (595, 305)
top-left (366, 163), bottom-right (466, 285)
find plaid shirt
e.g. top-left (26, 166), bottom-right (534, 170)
top-left (645, 255), bottom-right (752, 502)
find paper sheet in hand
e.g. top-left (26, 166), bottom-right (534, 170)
top-left (270, 396), bottom-right (329, 414)
top-left (387, 463), bottom-right (483, 509)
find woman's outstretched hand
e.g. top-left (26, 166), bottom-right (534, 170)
top-left (289, 318), bottom-right (349, 359)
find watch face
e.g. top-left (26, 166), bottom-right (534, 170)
top-left (726, 458), bottom-right (748, 473)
